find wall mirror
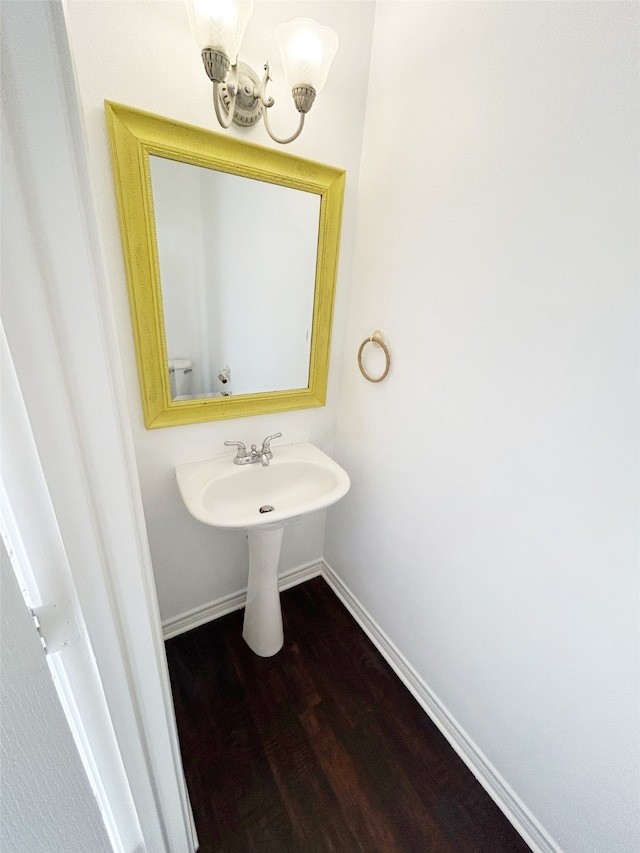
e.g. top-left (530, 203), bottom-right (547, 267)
top-left (105, 102), bottom-right (345, 428)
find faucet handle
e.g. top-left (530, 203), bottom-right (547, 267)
top-left (224, 440), bottom-right (247, 458)
top-left (261, 432), bottom-right (282, 453)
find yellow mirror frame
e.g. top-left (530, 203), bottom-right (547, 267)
top-left (105, 101), bottom-right (345, 429)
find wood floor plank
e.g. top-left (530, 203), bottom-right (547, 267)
top-left (337, 707), bottom-right (476, 853)
top-left (167, 613), bottom-right (299, 853)
top-left (166, 576), bottom-right (531, 853)
top-left (223, 614), bottom-right (363, 852)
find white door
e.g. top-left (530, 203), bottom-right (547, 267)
top-left (0, 540), bottom-right (112, 852)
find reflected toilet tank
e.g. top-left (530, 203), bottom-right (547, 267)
top-left (168, 359), bottom-right (193, 399)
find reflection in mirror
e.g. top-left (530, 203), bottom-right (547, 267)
top-left (105, 101), bottom-right (345, 428)
top-left (149, 156), bottom-right (320, 400)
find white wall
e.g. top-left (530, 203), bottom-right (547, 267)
top-left (327, 3), bottom-right (639, 853)
top-left (150, 157), bottom-right (211, 394)
top-left (200, 170), bottom-right (317, 395)
top-left (63, 0), bottom-right (375, 622)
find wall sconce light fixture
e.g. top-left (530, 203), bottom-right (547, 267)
top-left (188, 0), bottom-right (338, 144)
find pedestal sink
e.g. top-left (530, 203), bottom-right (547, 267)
top-left (175, 442), bottom-right (350, 656)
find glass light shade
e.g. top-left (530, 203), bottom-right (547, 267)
top-left (189, 0), bottom-right (254, 62)
top-left (275, 18), bottom-right (339, 94)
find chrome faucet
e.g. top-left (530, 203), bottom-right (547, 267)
top-left (224, 433), bottom-right (282, 466)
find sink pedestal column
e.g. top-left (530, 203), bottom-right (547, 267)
top-left (243, 525), bottom-right (285, 656)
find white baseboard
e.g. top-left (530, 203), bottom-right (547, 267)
top-left (162, 556), bottom-right (560, 853)
top-left (161, 559), bottom-right (323, 640)
top-left (320, 560), bottom-right (562, 853)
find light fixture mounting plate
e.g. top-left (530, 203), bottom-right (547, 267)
top-left (221, 62), bottom-right (262, 127)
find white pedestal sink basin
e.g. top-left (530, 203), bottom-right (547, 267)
top-left (175, 442), bottom-right (350, 656)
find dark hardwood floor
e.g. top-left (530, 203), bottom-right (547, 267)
top-left (165, 577), bottom-right (531, 853)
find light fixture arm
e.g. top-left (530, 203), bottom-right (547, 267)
top-left (212, 63), bottom-right (239, 129)
top-left (256, 62), bottom-right (275, 109)
top-left (263, 105), bottom-right (305, 145)
top-left (258, 63), bottom-right (307, 145)
top-left (262, 107), bottom-right (306, 146)
top-left (212, 82), bottom-right (235, 129)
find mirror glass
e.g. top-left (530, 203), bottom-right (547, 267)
top-left (149, 156), bottom-right (320, 400)
top-left (105, 102), bottom-right (345, 428)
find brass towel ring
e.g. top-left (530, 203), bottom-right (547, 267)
top-left (358, 331), bottom-right (390, 383)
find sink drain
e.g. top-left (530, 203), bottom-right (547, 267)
top-left (259, 505), bottom-right (275, 514)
